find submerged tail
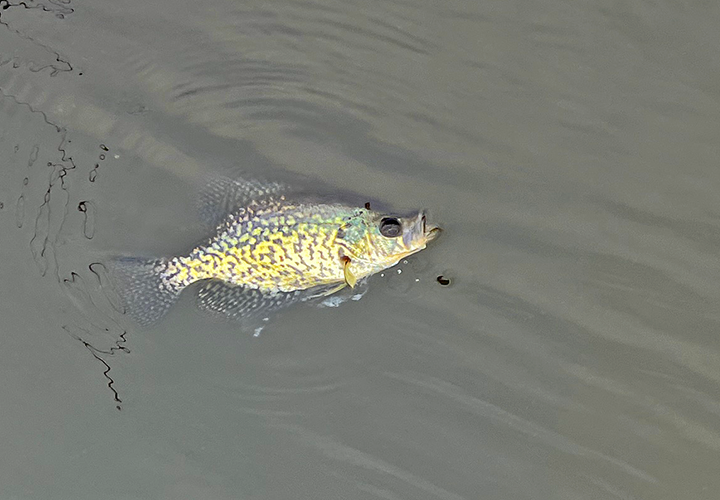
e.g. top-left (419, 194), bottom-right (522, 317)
top-left (107, 257), bottom-right (184, 326)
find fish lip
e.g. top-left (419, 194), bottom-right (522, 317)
top-left (426, 225), bottom-right (442, 242)
top-left (402, 211), bottom-right (440, 248)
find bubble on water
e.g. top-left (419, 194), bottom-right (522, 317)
top-left (436, 275), bottom-right (451, 286)
top-left (15, 194), bottom-right (24, 228)
top-left (77, 200), bottom-right (96, 239)
top-left (351, 287), bottom-right (368, 301)
top-left (89, 164), bottom-right (98, 182)
top-left (320, 296), bottom-right (345, 308)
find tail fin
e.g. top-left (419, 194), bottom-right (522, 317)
top-left (107, 257), bottom-right (184, 326)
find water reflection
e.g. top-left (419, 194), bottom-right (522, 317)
top-left (1, 0), bottom-right (719, 498)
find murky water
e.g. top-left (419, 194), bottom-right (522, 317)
top-left (1, 1), bottom-right (719, 499)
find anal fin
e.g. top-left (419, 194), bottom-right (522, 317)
top-left (196, 280), bottom-right (301, 323)
top-left (196, 279), bottom-right (356, 331)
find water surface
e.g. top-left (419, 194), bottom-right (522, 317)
top-left (1, 1), bottom-right (719, 499)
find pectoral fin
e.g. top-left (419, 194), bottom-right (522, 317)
top-left (318, 282), bottom-right (347, 296)
top-left (197, 280), bottom-right (302, 322)
top-left (342, 256), bottom-right (357, 288)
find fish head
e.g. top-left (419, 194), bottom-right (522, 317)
top-left (335, 208), bottom-right (441, 275)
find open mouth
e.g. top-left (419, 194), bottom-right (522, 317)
top-left (426, 224), bottom-right (441, 242)
top-left (402, 212), bottom-right (441, 248)
top-left (423, 213), bottom-right (442, 242)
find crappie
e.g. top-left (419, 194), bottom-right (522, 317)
top-left (110, 175), bottom-right (440, 327)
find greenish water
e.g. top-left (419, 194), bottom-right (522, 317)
top-left (1, 1), bottom-right (719, 499)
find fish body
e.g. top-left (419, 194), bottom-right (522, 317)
top-left (169, 200), bottom-right (353, 292)
top-left (110, 176), bottom-right (439, 327)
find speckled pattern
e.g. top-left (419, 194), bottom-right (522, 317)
top-left (161, 196), bottom-right (432, 294)
top-left (165, 198), bottom-right (354, 292)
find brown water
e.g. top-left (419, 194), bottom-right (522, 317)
top-left (1, 1), bottom-right (719, 499)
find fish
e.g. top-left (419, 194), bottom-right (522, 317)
top-left (108, 175), bottom-right (440, 328)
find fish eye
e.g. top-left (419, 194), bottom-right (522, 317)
top-left (379, 217), bottom-right (402, 238)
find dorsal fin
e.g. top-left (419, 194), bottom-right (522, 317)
top-left (197, 175), bottom-right (289, 229)
top-left (196, 171), bottom-right (386, 230)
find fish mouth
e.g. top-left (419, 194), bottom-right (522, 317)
top-left (402, 211), bottom-right (441, 249)
top-left (424, 214), bottom-right (442, 242)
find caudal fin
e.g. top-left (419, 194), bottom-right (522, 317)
top-left (107, 257), bottom-right (183, 326)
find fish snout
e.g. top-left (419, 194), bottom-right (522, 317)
top-left (402, 211), bottom-right (439, 249)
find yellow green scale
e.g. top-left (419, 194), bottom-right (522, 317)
top-left (165, 203), bottom-right (351, 293)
